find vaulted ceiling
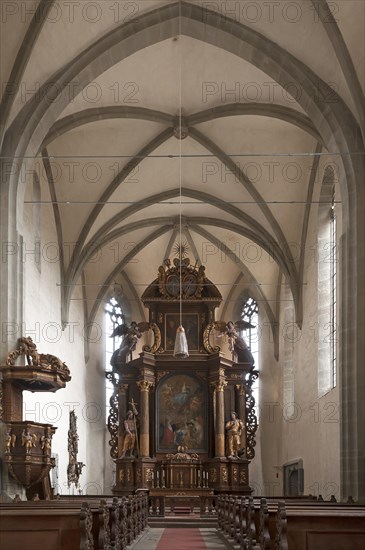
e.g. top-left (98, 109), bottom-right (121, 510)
top-left (1, 0), bottom-right (364, 332)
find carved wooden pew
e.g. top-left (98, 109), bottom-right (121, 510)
top-left (0, 504), bottom-right (89, 550)
top-left (200, 495), bottom-right (217, 516)
top-left (252, 499), bottom-right (364, 550)
top-left (0, 494), bottom-right (148, 550)
top-left (0, 497), bottom-right (115, 550)
top-left (277, 503), bottom-right (365, 550)
top-left (216, 496), bottom-right (365, 550)
top-left (220, 495), bottom-right (260, 549)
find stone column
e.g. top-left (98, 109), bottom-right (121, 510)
top-left (213, 381), bottom-right (227, 458)
top-left (136, 380), bottom-right (153, 458)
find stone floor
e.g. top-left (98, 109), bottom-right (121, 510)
top-left (130, 527), bottom-right (234, 549)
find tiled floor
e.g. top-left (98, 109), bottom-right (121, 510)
top-left (130, 527), bottom-right (234, 549)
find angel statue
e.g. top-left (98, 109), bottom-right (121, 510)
top-left (214, 320), bottom-right (255, 366)
top-left (40, 434), bottom-right (52, 453)
top-left (5, 429), bottom-right (16, 453)
top-left (110, 321), bottom-right (150, 367)
top-left (21, 429), bottom-right (37, 453)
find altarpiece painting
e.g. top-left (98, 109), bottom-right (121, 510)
top-left (157, 373), bottom-right (206, 453)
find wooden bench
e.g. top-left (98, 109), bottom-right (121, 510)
top-left (0, 494), bottom-right (148, 550)
top-left (217, 495), bottom-right (365, 550)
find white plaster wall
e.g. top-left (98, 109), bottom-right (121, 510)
top-left (280, 196), bottom-right (340, 499)
top-left (83, 325), bottom-right (108, 496)
top-left (257, 194), bottom-right (341, 499)
top-left (254, 308), bottom-right (282, 496)
top-left (20, 169), bottom-right (106, 495)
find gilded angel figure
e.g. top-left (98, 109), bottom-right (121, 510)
top-left (5, 429), bottom-right (16, 453)
top-left (22, 429), bottom-right (37, 453)
top-left (40, 435), bottom-right (52, 453)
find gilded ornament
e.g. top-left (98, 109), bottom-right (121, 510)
top-left (240, 470), bottom-right (247, 484)
top-left (157, 371), bottom-right (169, 382)
top-left (209, 468), bottom-right (218, 483)
top-left (214, 381), bottom-right (227, 392)
top-left (137, 380), bottom-right (153, 392)
top-left (203, 323), bottom-right (221, 354)
top-left (233, 466), bottom-right (238, 482)
top-left (222, 468), bottom-right (228, 483)
top-left (142, 323), bottom-right (161, 354)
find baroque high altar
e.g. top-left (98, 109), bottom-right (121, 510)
top-left (107, 257), bottom-right (259, 498)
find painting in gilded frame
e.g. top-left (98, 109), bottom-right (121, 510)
top-left (157, 373), bottom-right (206, 452)
top-left (165, 313), bottom-right (199, 351)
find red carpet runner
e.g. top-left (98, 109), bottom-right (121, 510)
top-left (156, 528), bottom-right (207, 550)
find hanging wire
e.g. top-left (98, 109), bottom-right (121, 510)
top-left (179, 0), bottom-right (182, 328)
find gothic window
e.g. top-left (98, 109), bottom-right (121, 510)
top-left (33, 172), bottom-right (41, 273)
top-left (282, 283), bottom-right (295, 417)
top-left (329, 191), bottom-right (337, 388)
top-left (317, 167), bottom-right (337, 396)
top-left (105, 297), bottom-right (124, 419)
top-left (241, 296), bottom-right (259, 409)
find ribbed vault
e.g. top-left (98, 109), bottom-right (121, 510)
top-left (1, 0), bottom-right (364, 498)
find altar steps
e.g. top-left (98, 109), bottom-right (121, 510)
top-left (149, 514), bottom-right (218, 528)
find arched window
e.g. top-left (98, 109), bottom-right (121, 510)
top-left (33, 172), bottom-right (41, 273)
top-left (317, 166), bottom-right (337, 396)
top-left (329, 190), bottom-right (337, 388)
top-left (282, 283), bottom-right (295, 417)
top-left (105, 297), bottom-right (124, 419)
top-left (240, 296), bottom-right (259, 408)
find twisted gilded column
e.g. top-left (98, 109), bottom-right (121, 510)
top-left (212, 381), bottom-right (227, 458)
top-left (136, 380), bottom-right (154, 458)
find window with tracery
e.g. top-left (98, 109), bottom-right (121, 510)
top-left (105, 298), bottom-right (124, 420)
top-left (240, 296), bottom-right (259, 410)
top-left (329, 191), bottom-right (337, 388)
